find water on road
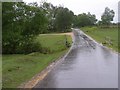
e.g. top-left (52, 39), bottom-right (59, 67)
top-left (34, 29), bottom-right (118, 88)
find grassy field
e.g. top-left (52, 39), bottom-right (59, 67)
top-left (81, 27), bottom-right (118, 52)
top-left (36, 35), bottom-right (72, 52)
top-left (2, 34), bottom-right (72, 88)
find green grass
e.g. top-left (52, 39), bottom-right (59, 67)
top-left (2, 34), bottom-right (72, 88)
top-left (36, 35), bottom-right (72, 52)
top-left (81, 26), bottom-right (118, 52)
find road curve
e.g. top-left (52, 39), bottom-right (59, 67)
top-left (34, 29), bottom-right (118, 88)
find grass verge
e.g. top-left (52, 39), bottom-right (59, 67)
top-left (2, 34), bottom-right (72, 88)
top-left (81, 26), bottom-right (118, 52)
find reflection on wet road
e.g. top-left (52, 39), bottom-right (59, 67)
top-left (34, 29), bottom-right (118, 88)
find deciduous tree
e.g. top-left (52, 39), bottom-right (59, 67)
top-left (101, 7), bottom-right (115, 26)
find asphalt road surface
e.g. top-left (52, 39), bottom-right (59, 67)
top-left (34, 29), bottom-right (118, 88)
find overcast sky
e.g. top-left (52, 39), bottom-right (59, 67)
top-left (23, 0), bottom-right (119, 22)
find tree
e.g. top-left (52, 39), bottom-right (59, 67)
top-left (54, 7), bottom-right (74, 32)
top-left (101, 7), bottom-right (115, 26)
top-left (87, 12), bottom-right (97, 25)
top-left (40, 2), bottom-right (75, 33)
top-left (2, 2), bottom-right (48, 54)
top-left (40, 2), bottom-right (57, 32)
top-left (73, 12), bottom-right (97, 27)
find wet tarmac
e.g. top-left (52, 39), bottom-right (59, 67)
top-left (34, 29), bottom-right (118, 88)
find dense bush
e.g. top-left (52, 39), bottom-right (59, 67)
top-left (2, 2), bottom-right (48, 54)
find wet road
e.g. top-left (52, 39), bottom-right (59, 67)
top-left (34, 29), bottom-right (118, 88)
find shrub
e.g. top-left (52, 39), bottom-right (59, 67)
top-left (21, 42), bottom-right (42, 54)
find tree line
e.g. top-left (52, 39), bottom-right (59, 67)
top-left (2, 2), bottom-right (115, 54)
